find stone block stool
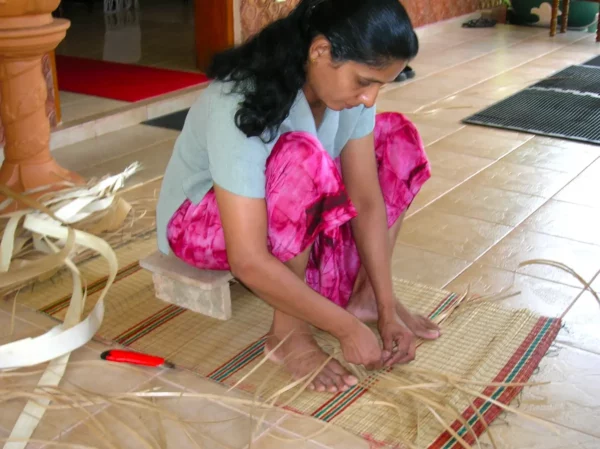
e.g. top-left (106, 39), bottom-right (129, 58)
top-left (140, 251), bottom-right (234, 320)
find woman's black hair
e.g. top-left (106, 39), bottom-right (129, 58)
top-left (208, 0), bottom-right (418, 142)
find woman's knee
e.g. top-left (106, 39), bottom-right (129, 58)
top-left (264, 131), bottom-right (355, 263)
top-left (373, 112), bottom-right (431, 224)
top-left (265, 131), bottom-right (348, 204)
top-left (266, 131), bottom-right (334, 181)
top-left (374, 111), bottom-right (430, 178)
top-left (374, 112), bottom-right (424, 153)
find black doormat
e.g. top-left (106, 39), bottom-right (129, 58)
top-left (463, 56), bottom-right (600, 145)
top-left (583, 55), bottom-right (600, 67)
top-left (144, 108), bottom-right (190, 131)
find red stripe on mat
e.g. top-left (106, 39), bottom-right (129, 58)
top-left (428, 317), bottom-right (561, 449)
top-left (56, 55), bottom-right (210, 102)
top-left (311, 293), bottom-right (455, 421)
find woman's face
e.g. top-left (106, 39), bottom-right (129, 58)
top-left (305, 37), bottom-right (407, 111)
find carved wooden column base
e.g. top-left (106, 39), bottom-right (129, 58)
top-left (0, 157), bottom-right (84, 197)
top-left (0, 16), bottom-right (83, 210)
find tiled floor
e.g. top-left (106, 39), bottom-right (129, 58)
top-left (59, 91), bottom-right (129, 124)
top-left (3, 22), bottom-right (600, 449)
top-left (56, 0), bottom-right (196, 70)
top-left (55, 0), bottom-right (197, 125)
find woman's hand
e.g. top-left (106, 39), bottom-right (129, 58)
top-left (338, 321), bottom-right (384, 371)
top-left (377, 311), bottom-right (417, 367)
top-left (395, 304), bottom-right (441, 341)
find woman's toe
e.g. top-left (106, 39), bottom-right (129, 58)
top-left (343, 374), bottom-right (359, 386)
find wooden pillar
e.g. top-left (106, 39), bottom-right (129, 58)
top-left (50, 50), bottom-right (62, 124)
top-left (0, 1), bottom-right (83, 210)
top-left (195, 0), bottom-right (235, 71)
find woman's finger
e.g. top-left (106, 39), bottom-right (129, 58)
top-left (382, 332), bottom-right (394, 353)
top-left (384, 338), bottom-right (409, 366)
top-left (366, 355), bottom-right (383, 371)
top-left (406, 334), bottom-right (416, 360)
top-left (385, 332), bottom-right (416, 367)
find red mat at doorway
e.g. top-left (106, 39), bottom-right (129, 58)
top-left (55, 55), bottom-right (210, 102)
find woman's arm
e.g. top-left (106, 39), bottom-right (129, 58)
top-left (213, 184), bottom-right (383, 369)
top-left (340, 132), bottom-right (396, 316)
top-left (340, 132), bottom-right (419, 366)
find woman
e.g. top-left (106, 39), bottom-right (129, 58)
top-left (156, 0), bottom-right (440, 393)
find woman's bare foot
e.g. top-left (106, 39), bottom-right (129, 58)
top-left (346, 287), bottom-right (379, 323)
top-left (346, 287), bottom-right (441, 340)
top-left (265, 311), bottom-right (359, 393)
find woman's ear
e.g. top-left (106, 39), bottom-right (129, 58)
top-left (308, 35), bottom-right (331, 62)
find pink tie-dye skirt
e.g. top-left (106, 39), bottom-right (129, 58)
top-left (167, 112), bottom-right (430, 308)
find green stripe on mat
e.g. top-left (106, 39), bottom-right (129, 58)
top-left (209, 338), bottom-right (267, 382)
top-left (313, 292), bottom-right (458, 422)
top-left (441, 318), bottom-right (555, 449)
top-left (115, 305), bottom-right (186, 346)
top-left (430, 293), bottom-right (457, 320)
top-left (41, 261), bottom-right (141, 315)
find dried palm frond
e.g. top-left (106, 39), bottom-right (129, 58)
top-left (2, 166), bottom-right (599, 449)
top-left (0, 163), bottom-right (140, 449)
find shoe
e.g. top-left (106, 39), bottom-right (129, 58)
top-left (462, 17), bottom-right (497, 28)
top-left (394, 72), bottom-right (407, 82)
top-left (394, 65), bottom-right (415, 83)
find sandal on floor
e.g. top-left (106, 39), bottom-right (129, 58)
top-left (403, 65), bottom-right (415, 79)
top-left (394, 65), bottom-right (415, 83)
top-left (462, 18), bottom-right (497, 28)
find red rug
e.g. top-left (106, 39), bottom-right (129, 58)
top-left (55, 55), bottom-right (210, 102)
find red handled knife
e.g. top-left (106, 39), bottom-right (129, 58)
top-left (100, 349), bottom-right (175, 369)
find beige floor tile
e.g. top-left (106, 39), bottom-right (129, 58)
top-left (158, 367), bottom-right (286, 425)
top-left (251, 428), bottom-right (325, 449)
top-left (556, 294), bottom-right (600, 356)
top-left (554, 159), bottom-right (600, 208)
top-left (428, 125), bottom-right (532, 160)
top-left (58, 91), bottom-right (92, 106)
top-left (478, 227), bottom-right (600, 288)
top-left (444, 264), bottom-right (599, 354)
top-left (534, 135), bottom-right (600, 150)
top-left (50, 119), bottom-right (97, 150)
top-left (383, 79), bottom-right (461, 106)
top-left (376, 98), bottom-right (426, 115)
top-left (406, 176), bottom-right (459, 216)
top-left (77, 138), bottom-right (177, 188)
top-left (54, 125), bottom-right (179, 173)
top-left (428, 181), bottom-right (546, 226)
top-left (501, 139), bottom-right (599, 173)
top-left (467, 65), bottom-right (545, 92)
top-left (469, 161), bottom-right (576, 198)
top-left (1, 337), bottom-right (159, 444)
top-left (0, 298), bottom-right (58, 332)
top-left (477, 344), bottom-right (600, 449)
top-left (408, 93), bottom-right (496, 125)
top-left (400, 209), bottom-right (512, 261)
top-left (425, 147), bottom-right (493, 182)
top-left (462, 80), bottom-right (525, 101)
top-left (521, 200), bottom-right (600, 246)
top-left (407, 117), bottom-right (464, 146)
top-left (392, 244), bottom-right (470, 289)
top-left (278, 413), bottom-right (369, 449)
top-left (92, 105), bottom-right (150, 136)
top-left (61, 97), bottom-right (128, 124)
top-left (0, 309), bottom-right (48, 349)
top-left (53, 376), bottom-right (272, 449)
top-left (444, 263), bottom-right (570, 315)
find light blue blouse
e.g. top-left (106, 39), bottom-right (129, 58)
top-left (156, 81), bottom-right (376, 254)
